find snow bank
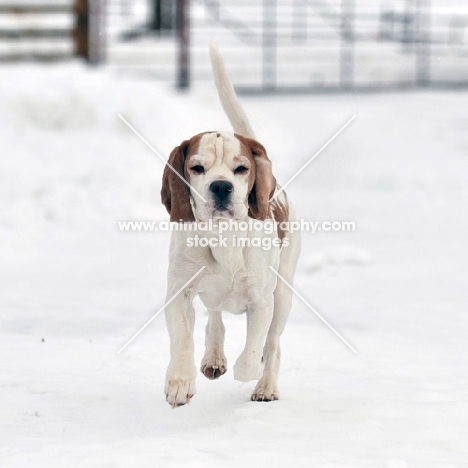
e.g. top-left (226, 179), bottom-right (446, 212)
top-left (1, 61), bottom-right (467, 467)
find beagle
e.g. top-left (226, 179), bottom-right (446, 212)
top-left (161, 44), bottom-right (301, 407)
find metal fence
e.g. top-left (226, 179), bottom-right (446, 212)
top-left (106, 0), bottom-right (468, 93)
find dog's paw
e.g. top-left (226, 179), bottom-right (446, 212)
top-left (201, 353), bottom-right (227, 380)
top-left (233, 354), bottom-right (263, 382)
top-left (165, 379), bottom-right (196, 408)
top-left (251, 378), bottom-right (279, 402)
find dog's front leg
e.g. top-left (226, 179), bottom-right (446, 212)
top-left (233, 296), bottom-right (274, 382)
top-left (164, 286), bottom-right (197, 408)
top-left (201, 309), bottom-right (227, 379)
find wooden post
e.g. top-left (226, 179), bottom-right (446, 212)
top-left (176, 0), bottom-right (190, 89)
top-left (74, 0), bottom-right (89, 59)
top-left (74, 0), bottom-right (106, 64)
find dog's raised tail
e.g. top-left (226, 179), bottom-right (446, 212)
top-left (210, 41), bottom-right (256, 140)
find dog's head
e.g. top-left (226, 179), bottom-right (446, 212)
top-left (161, 132), bottom-right (277, 222)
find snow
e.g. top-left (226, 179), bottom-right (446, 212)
top-left (1, 61), bottom-right (468, 467)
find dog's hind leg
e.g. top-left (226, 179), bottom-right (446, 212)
top-left (251, 230), bottom-right (301, 402)
top-left (234, 296), bottom-right (274, 382)
top-left (250, 279), bottom-right (292, 401)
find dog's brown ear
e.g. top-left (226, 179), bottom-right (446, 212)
top-left (161, 140), bottom-right (195, 222)
top-left (242, 137), bottom-right (276, 220)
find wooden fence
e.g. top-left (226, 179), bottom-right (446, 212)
top-left (0, 1), bottom-right (106, 63)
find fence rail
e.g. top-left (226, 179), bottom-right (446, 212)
top-left (0, 5), bottom-right (73, 14)
top-left (0, 1), bottom-right (106, 64)
top-left (0, 29), bottom-right (72, 39)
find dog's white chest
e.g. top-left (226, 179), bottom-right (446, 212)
top-left (196, 233), bottom-right (280, 314)
top-left (198, 269), bottom-right (248, 314)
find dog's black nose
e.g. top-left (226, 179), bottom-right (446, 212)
top-left (209, 180), bottom-right (233, 207)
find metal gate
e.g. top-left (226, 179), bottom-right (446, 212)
top-left (107, 0), bottom-right (468, 93)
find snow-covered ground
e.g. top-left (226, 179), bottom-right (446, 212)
top-left (1, 61), bottom-right (468, 467)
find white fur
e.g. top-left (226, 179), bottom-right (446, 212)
top-left (164, 44), bottom-right (301, 407)
top-left (210, 41), bottom-right (256, 139)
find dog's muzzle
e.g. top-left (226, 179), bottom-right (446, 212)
top-left (209, 180), bottom-right (233, 210)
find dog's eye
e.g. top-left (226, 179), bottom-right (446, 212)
top-left (234, 166), bottom-right (248, 174)
top-left (191, 165), bottom-right (205, 174)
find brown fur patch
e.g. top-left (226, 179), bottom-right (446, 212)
top-left (234, 134), bottom-right (276, 220)
top-left (161, 133), bottom-right (205, 222)
top-left (235, 134), bottom-right (289, 240)
top-left (272, 193), bottom-right (289, 241)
